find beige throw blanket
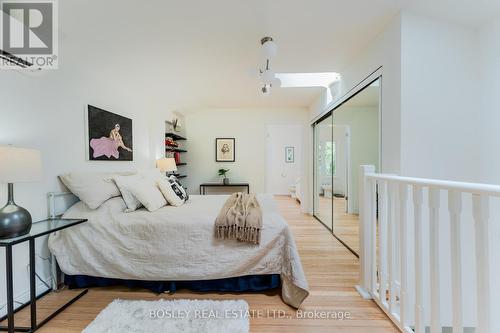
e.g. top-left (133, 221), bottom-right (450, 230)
top-left (215, 192), bottom-right (262, 244)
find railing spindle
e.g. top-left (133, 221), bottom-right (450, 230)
top-left (448, 190), bottom-right (463, 333)
top-left (413, 186), bottom-right (425, 333)
top-left (360, 169), bottom-right (498, 333)
top-left (371, 178), bottom-right (378, 294)
top-left (378, 180), bottom-right (388, 305)
top-left (398, 183), bottom-right (409, 329)
top-left (387, 181), bottom-right (397, 313)
top-left (357, 165), bottom-right (376, 298)
top-left (429, 188), bottom-right (441, 333)
top-left (472, 194), bottom-right (490, 333)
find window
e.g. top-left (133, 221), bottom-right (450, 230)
top-left (324, 142), bottom-right (336, 176)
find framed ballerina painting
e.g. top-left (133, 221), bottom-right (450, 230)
top-left (87, 105), bottom-right (133, 161)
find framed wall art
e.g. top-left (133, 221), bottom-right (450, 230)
top-left (87, 105), bottom-right (133, 161)
top-left (215, 138), bottom-right (235, 162)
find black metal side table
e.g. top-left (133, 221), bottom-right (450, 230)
top-left (0, 218), bottom-right (88, 333)
top-left (199, 182), bottom-right (250, 195)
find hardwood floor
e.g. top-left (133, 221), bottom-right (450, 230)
top-left (317, 196), bottom-right (360, 254)
top-left (2, 196), bottom-right (397, 332)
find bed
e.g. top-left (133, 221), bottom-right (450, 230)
top-left (48, 193), bottom-right (309, 308)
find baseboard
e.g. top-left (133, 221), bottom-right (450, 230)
top-left (355, 285), bottom-right (372, 299)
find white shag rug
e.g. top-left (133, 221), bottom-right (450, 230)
top-left (83, 299), bottom-right (249, 333)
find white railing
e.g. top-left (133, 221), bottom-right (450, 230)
top-left (357, 165), bottom-right (494, 333)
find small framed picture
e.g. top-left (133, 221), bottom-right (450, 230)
top-left (285, 146), bottom-right (294, 163)
top-left (216, 138), bottom-right (235, 162)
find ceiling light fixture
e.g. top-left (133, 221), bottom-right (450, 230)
top-left (259, 36), bottom-right (280, 95)
top-left (261, 36), bottom-right (277, 59)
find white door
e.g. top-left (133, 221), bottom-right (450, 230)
top-left (265, 125), bottom-right (302, 195)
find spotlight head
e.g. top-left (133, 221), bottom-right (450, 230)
top-left (261, 84), bottom-right (271, 95)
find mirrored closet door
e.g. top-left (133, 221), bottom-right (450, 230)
top-left (313, 78), bottom-right (381, 256)
top-left (313, 114), bottom-right (333, 231)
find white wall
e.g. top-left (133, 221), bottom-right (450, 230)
top-left (400, 11), bottom-right (480, 181)
top-left (479, 18), bottom-right (500, 184)
top-left (309, 12), bottom-right (401, 175)
top-left (478, 17), bottom-right (500, 332)
top-left (400, 15), bottom-right (483, 326)
top-left (0, 51), bottom-right (172, 316)
top-left (184, 108), bottom-right (309, 200)
top-left (265, 125), bottom-right (303, 195)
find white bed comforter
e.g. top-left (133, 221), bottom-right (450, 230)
top-left (48, 194), bottom-right (309, 308)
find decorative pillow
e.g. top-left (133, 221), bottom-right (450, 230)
top-left (59, 171), bottom-right (135, 209)
top-left (113, 174), bottom-right (143, 212)
top-left (158, 176), bottom-right (189, 206)
top-left (169, 175), bottom-right (189, 200)
top-left (127, 177), bottom-right (167, 212)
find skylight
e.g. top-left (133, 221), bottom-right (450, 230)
top-left (275, 72), bottom-right (341, 88)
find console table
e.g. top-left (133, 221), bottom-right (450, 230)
top-left (199, 182), bottom-right (250, 195)
top-left (0, 218), bottom-right (88, 333)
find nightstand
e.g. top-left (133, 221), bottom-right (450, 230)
top-left (0, 218), bottom-right (88, 333)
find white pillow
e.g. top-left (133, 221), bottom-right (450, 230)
top-left (138, 168), bottom-right (163, 181)
top-left (113, 174), bottom-right (143, 212)
top-left (127, 177), bottom-right (167, 212)
top-left (158, 176), bottom-right (189, 206)
top-left (60, 171), bottom-right (135, 209)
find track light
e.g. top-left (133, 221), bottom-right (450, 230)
top-left (262, 84), bottom-right (271, 95)
top-left (261, 37), bottom-right (277, 59)
top-left (259, 36), bottom-right (278, 95)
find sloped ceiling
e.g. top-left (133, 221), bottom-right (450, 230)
top-left (58, 0), bottom-right (500, 110)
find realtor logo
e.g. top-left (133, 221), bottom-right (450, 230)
top-left (1, 0), bottom-right (58, 69)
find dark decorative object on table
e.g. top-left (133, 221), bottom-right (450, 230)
top-left (0, 146), bottom-right (42, 239)
top-left (215, 138), bottom-right (235, 162)
top-left (218, 168), bottom-right (230, 184)
top-left (0, 184), bottom-right (32, 239)
top-left (87, 105), bottom-right (133, 161)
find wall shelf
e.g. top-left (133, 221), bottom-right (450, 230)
top-left (165, 132), bottom-right (186, 141)
top-left (166, 147), bottom-right (187, 153)
top-left (165, 125), bottom-right (187, 185)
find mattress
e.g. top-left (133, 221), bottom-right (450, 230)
top-left (48, 194), bottom-right (309, 308)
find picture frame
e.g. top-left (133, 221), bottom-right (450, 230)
top-left (86, 105), bottom-right (133, 161)
top-left (285, 146), bottom-right (294, 163)
top-left (215, 138), bottom-right (235, 162)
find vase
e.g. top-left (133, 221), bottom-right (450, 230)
top-left (223, 178), bottom-right (229, 185)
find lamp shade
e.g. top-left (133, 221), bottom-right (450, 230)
top-left (156, 158), bottom-right (177, 173)
top-left (0, 146), bottom-right (42, 183)
top-left (262, 69), bottom-right (275, 84)
top-left (261, 39), bottom-right (277, 59)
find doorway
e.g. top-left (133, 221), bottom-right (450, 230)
top-left (265, 124), bottom-right (303, 195)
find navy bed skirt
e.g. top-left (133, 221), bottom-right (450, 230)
top-left (65, 274), bottom-right (281, 293)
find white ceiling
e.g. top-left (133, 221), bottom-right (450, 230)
top-left (59, 0), bottom-right (500, 110)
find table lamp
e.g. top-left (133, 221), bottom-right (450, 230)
top-left (0, 146), bottom-right (42, 239)
top-left (156, 157), bottom-right (177, 176)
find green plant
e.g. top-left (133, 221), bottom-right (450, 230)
top-left (218, 168), bottom-right (230, 178)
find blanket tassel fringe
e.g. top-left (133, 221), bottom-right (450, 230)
top-left (215, 225), bottom-right (261, 244)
